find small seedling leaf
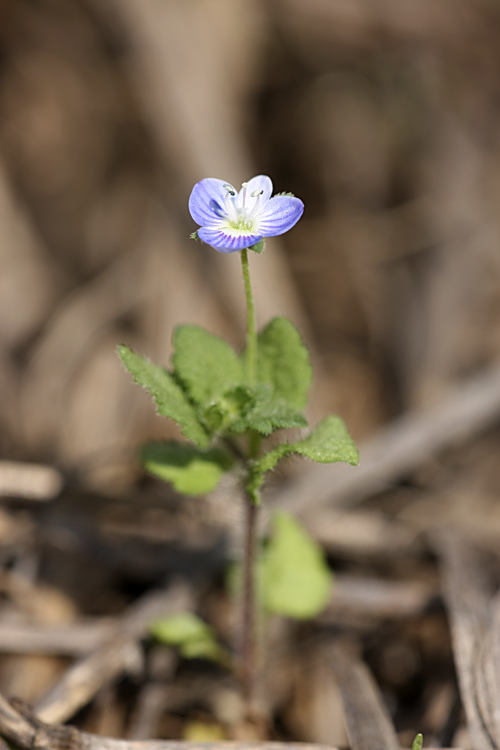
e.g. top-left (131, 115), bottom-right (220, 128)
top-left (151, 612), bottom-right (228, 665)
top-left (262, 511), bottom-right (332, 619)
top-left (151, 612), bottom-right (212, 645)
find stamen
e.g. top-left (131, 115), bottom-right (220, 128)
top-left (224, 184), bottom-right (236, 196)
top-left (247, 190), bottom-right (265, 221)
top-left (224, 191), bottom-right (238, 221)
top-left (240, 182), bottom-right (248, 212)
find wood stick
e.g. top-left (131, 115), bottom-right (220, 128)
top-left (434, 530), bottom-right (500, 750)
top-left (0, 461), bottom-right (63, 501)
top-left (0, 689), bottom-right (337, 750)
top-left (271, 360), bottom-right (500, 516)
top-left (321, 575), bottom-right (435, 623)
top-left (0, 620), bottom-right (116, 656)
top-left (329, 643), bottom-right (399, 750)
top-left (34, 582), bottom-right (193, 725)
top-left (0, 688), bottom-right (465, 750)
top-left (272, 0), bottom-right (491, 49)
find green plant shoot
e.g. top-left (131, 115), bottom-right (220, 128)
top-left (118, 174), bottom-right (359, 716)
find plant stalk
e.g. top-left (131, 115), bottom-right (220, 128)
top-left (239, 247), bottom-right (261, 717)
top-left (240, 490), bottom-right (259, 715)
top-left (241, 248), bottom-right (257, 386)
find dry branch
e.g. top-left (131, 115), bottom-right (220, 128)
top-left (272, 360), bottom-right (500, 516)
top-left (322, 576), bottom-right (435, 623)
top-left (34, 582), bottom-right (192, 725)
top-left (0, 690), bottom-right (338, 750)
top-left (0, 461), bottom-right (63, 501)
top-left (329, 643), bottom-right (399, 750)
top-left (435, 530), bottom-right (500, 750)
top-left (0, 620), bottom-right (116, 657)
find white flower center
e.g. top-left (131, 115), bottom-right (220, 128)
top-left (222, 183), bottom-right (264, 233)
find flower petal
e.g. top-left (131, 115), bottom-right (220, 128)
top-left (245, 175), bottom-right (273, 204)
top-left (258, 195), bottom-right (304, 237)
top-left (189, 178), bottom-right (233, 228)
top-left (198, 226), bottom-right (262, 253)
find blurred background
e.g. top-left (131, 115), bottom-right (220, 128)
top-left (2, 0), bottom-right (500, 743)
top-left (4, 0), bottom-right (500, 489)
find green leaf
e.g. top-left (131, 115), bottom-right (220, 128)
top-left (256, 317), bottom-right (312, 410)
top-left (248, 238), bottom-right (265, 254)
top-left (172, 326), bottom-right (244, 406)
top-left (117, 345), bottom-right (210, 448)
top-left (151, 612), bottom-right (212, 645)
top-left (201, 385), bottom-right (255, 433)
top-left (228, 384), bottom-right (307, 436)
top-left (142, 442), bottom-right (233, 495)
top-left (150, 612), bottom-right (229, 665)
top-left (248, 416), bottom-right (359, 500)
top-left (262, 511), bottom-right (332, 619)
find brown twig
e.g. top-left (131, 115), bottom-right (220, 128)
top-left (329, 643), bottom-right (400, 750)
top-left (0, 461), bottom-right (63, 501)
top-left (34, 582), bottom-right (193, 725)
top-left (0, 620), bottom-right (116, 657)
top-left (434, 529), bottom-right (500, 750)
top-left (0, 689), bottom-right (338, 750)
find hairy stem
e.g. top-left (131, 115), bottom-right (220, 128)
top-left (240, 490), bottom-right (259, 716)
top-left (241, 248), bottom-right (257, 386)
top-left (239, 247), bottom-right (261, 717)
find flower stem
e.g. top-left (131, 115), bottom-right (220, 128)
top-left (240, 248), bottom-right (257, 386)
top-left (240, 489), bottom-right (259, 716)
top-left (239, 247), bottom-right (261, 718)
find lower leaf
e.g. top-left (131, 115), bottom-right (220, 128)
top-left (262, 511), bottom-right (332, 619)
top-left (142, 441), bottom-right (233, 495)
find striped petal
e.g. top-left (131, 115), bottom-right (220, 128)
top-left (189, 178), bottom-right (232, 228)
top-left (198, 226), bottom-right (262, 253)
top-left (258, 195), bottom-right (304, 237)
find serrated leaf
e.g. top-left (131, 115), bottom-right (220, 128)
top-left (117, 345), bottom-right (210, 448)
top-left (142, 442), bottom-right (233, 495)
top-left (172, 326), bottom-right (244, 406)
top-left (228, 383), bottom-right (307, 436)
top-left (243, 401), bottom-right (307, 435)
top-left (248, 415), bottom-right (359, 500)
top-left (262, 511), bottom-right (332, 619)
top-left (255, 317), bottom-right (312, 410)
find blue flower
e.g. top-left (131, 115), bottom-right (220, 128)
top-left (188, 175), bottom-right (304, 253)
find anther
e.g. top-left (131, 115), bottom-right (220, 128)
top-left (251, 189), bottom-right (264, 197)
top-left (224, 184), bottom-right (236, 196)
